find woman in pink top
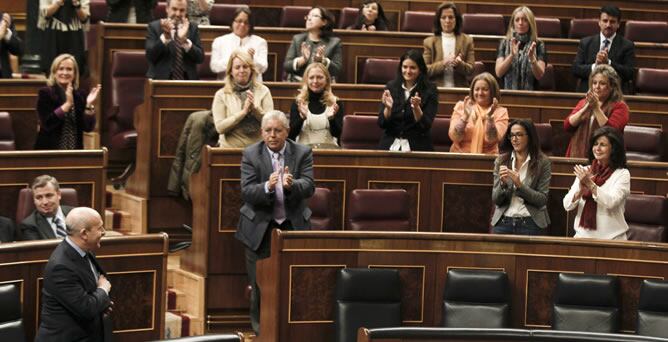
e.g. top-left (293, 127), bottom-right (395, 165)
top-left (564, 64), bottom-right (629, 158)
top-left (449, 72), bottom-right (509, 154)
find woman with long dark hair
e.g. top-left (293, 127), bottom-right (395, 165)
top-left (347, 0), bottom-right (389, 31)
top-left (423, 2), bottom-right (475, 87)
top-left (491, 119), bottom-right (551, 235)
top-left (378, 49), bottom-right (438, 151)
top-left (563, 126), bottom-right (630, 240)
top-left (283, 6), bottom-right (342, 81)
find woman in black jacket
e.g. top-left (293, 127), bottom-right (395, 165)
top-left (378, 49), bottom-right (438, 151)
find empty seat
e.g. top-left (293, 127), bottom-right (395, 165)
top-left (309, 187), bottom-right (334, 230)
top-left (339, 7), bottom-right (359, 29)
top-left (16, 188), bottom-right (79, 223)
top-left (568, 19), bottom-right (599, 39)
top-left (335, 268), bottom-right (401, 342)
top-left (147, 333), bottom-right (243, 341)
top-left (0, 112), bottom-right (16, 151)
top-left (624, 20), bottom-right (668, 44)
top-left (461, 14), bottom-right (505, 35)
top-left (89, 0), bottom-right (108, 24)
top-left (347, 189), bottom-right (410, 231)
top-left (552, 273), bottom-right (620, 333)
top-left (624, 125), bottom-right (664, 162)
top-left (443, 269), bottom-right (511, 328)
top-left (107, 50), bottom-right (147, 162)
top-left (360, 58), bottom-right (399, 84)
top-left (537, 63), bottom-right (556, 91)
top-left (625, 194), bottom-right (667, 243)
top-left (469, 61), bottom-right (486, 83)
top-left (534, 123), bottom-right (553, 155)
top-left (197, 53), bottom-right (217, 81)
top-left (401, 11), bottom-right (434, 33)
top-left (0, 283), bottom-right (26, 341)
top-left (209, 4), bottom-right (248, 26)
top-left (536, 17), bottom-right (562, 38)
top-left (432, 117), bottom-right (452, 152)
top-left (340, 115), bottom-right (383, 150)
top-left (637, 279), bottom-right (668, 338)
top-left (280, 6), bottom-right (311, 28)
top-left (635, 68), bottom-right (668, 97)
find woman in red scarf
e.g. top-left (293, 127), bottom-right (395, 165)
top-left (564, 64), bottom-right (629, 158)
top-left (563, 126), bottom-right (630, 240)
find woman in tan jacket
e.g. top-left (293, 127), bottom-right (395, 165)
top-left (212, 49), bottom-right (274, 148)
top-left (422, 2), bottom-right (475, 88)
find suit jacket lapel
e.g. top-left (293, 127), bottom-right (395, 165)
top-left (435, 36), bottom-right (444, 62)
top-left (284, 142), bottom-right (296, 176)
top-left (455, 35), bottom-right (463, 57)
top-left (37, 214), bottom-right (56, 239)
top-left (64, 242), bottom-right (98, 285)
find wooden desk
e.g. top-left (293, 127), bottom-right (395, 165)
top-left (128, 79), bottom-right (668, 233)
top-left (0, 234), bottom-right (168, 342)
top-left (178, 146), bottom-right (668, 331)
top-left (0, 149), bottom-right (107, 221)
top-left (253, 230), bottom-right (668, 341)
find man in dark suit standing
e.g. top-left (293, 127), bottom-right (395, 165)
top-left (236, 110), bottom-right (315, 335)
top-left (36, 207), bottom-right (112, 342)
top-left (572, 5), bottom-right (635, 92)
top-left (0, 12), bottom-right (22, 78)
top-left (145, 0), bottom-right (204, 80)
top-left (20, 175), bottom-right (74, 240)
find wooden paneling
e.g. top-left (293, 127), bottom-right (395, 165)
top-left (179, 146), bottom-right (668, 329)
top-left (0, 234), bottom-right (168, 342)
top-left (253, 231), bottom-right (668, 341)
top-left (0, 149), bottom-right (108, 220)
top-left (127, 80), bottom-right (668, 233)
top-left (0, 79), bottom-right (47, 150)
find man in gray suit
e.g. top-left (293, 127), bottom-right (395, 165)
top-left (20, 175), bottom-right (73, 240)
top-left (235, 110), bottom-right (315, 335)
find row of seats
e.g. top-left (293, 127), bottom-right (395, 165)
top-left (234, 5), bottom-right (668, 43)
top-left (0, 112), bottom-right (15, 151)
top-left (87, 1), bottom-right (668, 43)
top-left (335, 268), bottom-right (668, 342)
top-left (309, 187), bottom-right (668, 241)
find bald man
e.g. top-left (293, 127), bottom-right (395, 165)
top-left (37, 207), bottom-right (113, 342)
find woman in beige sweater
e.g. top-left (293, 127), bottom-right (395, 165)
top-left (212, 49), bottom-right (274, 148)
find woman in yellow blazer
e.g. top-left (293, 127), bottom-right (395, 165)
top-left (422, 2), bottom-right (475, 88)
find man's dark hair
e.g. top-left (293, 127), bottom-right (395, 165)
top-left (600, 5), bottom-right (622, 21)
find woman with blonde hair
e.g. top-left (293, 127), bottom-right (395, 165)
top-left (449, 72), bottom-right (509, 154)
top-left (212, 49), bottom-right (273, 148)
top-left (35, 53), bottom-right (101, 149)
top-left (495, 6), bottom-right (546, 90)
top-left (289, 63), bottom-right (344, 148)
top-left (564, 64), bottom-right (628, 158)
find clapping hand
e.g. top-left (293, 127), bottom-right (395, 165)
top-left (313, 45), bottom-right (325, 63)
top-left (528, 41), bottom-right (537, 62)
top-left (585, 91), bottom-right (601, 111)
top-left (297, 100), bottom-right (308, 119)
top-left (487, 98), bottom-right (499, 118)
top-left (247, 48), bottom-right (256, 59)
top-left (65, 83), bottom-right (74, 106)
top-left (510, 38), bottom-right (521, 56)
top-left (596, 49), bottom-right (609, 64)
top-left (300, 42), bottom-right (311, 61)
top-left (326, 102), bottom-right (339, 119)
top-left (499, 165), bottom-right (510, 183)
top-left (86, 84), bottom-right (101, 105)
top-left (160, 19), bottom-right (174, 39)
top-left (282, 166), bottom-right (293, 190)
top-left (381, 90), bottom-right (393, 109)
top-left (243, 90), bottom-right (255, 114)
top-left (409, 92), bottom-right (422, 109)
top-left (176, 18), bottom-right (190, 43)
top-left (453, 53), bottom-right (463, 67)
top-left (462, 95), bottom-right (474, 121)
top-left (574, 164), bottom-right (594, 189)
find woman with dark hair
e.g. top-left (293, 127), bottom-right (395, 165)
top-left (563, 126), bottom-right (630, 240)
top-left (491, 119), bottom-right (551, 235)
top-left (39, 0), bottom-right (90, 76)
top-left (283, 6), bottom-right (342, 82)
top-left (449, 72), bottom-right (509, 154)
top-left (347, 0), bottom-right (389, 31)
top-left (378, 49), bottom-right (438, 151)
top-left (495, 6), bottom-right (546, 90)
top-left (289, 63), bottom-right (344, 148)
top-left (36, 53), bottom-right (101, 149)
top-left (423, 2), bottom-right (475, 87)
top-left (564, 64), bottom-right (629, 158)
top-left (210, 7), bottom-right (268, 81)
